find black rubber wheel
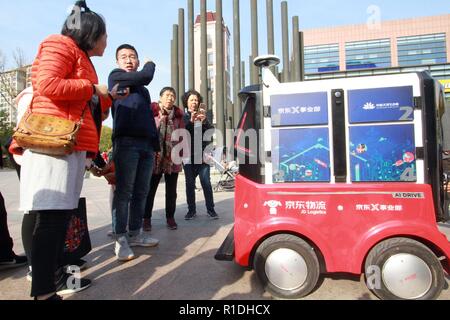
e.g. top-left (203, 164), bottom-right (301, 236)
top-left (253, 234), bottom-right (320, 299)
top-left (221, 180), bottom-right (235, 191)
top-left (364, 238), bottom-right (445, 300)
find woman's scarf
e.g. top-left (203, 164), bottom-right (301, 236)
top-left (154, 106), bottom-right (176, 175)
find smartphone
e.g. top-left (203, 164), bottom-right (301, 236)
top-left (116, 88), bottom-right (128, 96)
top-left (198, 103), bottom-right (207, 115)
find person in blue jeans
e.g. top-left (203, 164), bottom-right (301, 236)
top-left (109, 44), bottom-right (161, 262)
top-left (182, 90), bottom-right (219, 220)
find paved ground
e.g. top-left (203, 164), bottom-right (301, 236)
top-left (0, 169), bottom-right (449, 300)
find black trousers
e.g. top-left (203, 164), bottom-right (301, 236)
top-left (144, 173), bottom-right (179, 220)
top-left (0, 192), bottom-right (14, 260)
top-left (21, 213), bottom-right (35, 266)
top-left (23, 208), bottom-right (87, 268)
top-left (29, 210), bottom-right (71, 297)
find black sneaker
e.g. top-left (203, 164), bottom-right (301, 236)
top-left (34, 294), bottom-right (63, 301)
top-left (207, 211), bottom-right (219, 220)
top-left (64, 259), bottom-right (88, 273)
top-left (56, 273), bottom-right (92, 296)
top-left (185, 212), bottom-right (197, 220)
top-left (0, 254), bottom-right (27, 271)
top-left (167, 218), bottom-right (178, 230)
top-left (47, 294), bottom-right (63, 301)
top-left (28, 260), bottom-right (88, 282)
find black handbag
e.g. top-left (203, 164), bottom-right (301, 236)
top-left (63, 198), bottom-right (92, 264)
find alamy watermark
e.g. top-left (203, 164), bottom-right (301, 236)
top-left (66, 265), bottom-right (81, 291)
top-left (66, 5), bottom-right (81, 30)
top-left (366, 265), bottom-right (382, 290)
top-left (169, 128), bottom-right (263, 166)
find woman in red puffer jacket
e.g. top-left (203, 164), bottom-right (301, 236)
top-left (14, 1), bottom-right (123, 301)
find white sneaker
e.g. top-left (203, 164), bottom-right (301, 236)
top-left (26, 266), bottom-right (32, 282)
top-left (128, 233), bottom-right (159, 248)
top-left (115, 236), bottom-right (135, 262)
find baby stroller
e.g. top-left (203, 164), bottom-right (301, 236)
top-left (207, 147), bottom-right (238, 192)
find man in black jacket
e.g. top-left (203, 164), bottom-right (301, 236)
top-left (108, 44), bottom-right (160, 262)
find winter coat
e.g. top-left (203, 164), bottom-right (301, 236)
top-left (151, 102), bottom-right (185, 174)
top-left (10, 34), bottom-right (111, 155)
top-left (108, 62), bottom-right (159, 152)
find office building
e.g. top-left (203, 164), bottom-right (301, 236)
top-left (302, 14), bottom-right (450, 101)
top-left (0, 66), bottom-right (30, 125)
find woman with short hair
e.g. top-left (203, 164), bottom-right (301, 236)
top-left (182, 90), bottom-right (219, 220)
top-left (144, 87), bottom-right (185, 231)
top-left (10, 1), bottom-right (121, 300)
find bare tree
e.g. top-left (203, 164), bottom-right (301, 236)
top-left (0, 49), bottom-right (15, 107)
top-left (0, 49), bottom-right (6, 73)
top-left (0, 49), bottom-right (15, 142)
top-left (0, 48), bottom-right (29, 109)
top-left (12, 47), bottom-right (29, 68)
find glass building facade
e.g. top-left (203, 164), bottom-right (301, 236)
top-left (345, 39), bottom-right (392, 70)
top-left (304, 44), bottom-right (340, 74)
top-left (301, 15), bottom-right (449, 101)
top-left (398, 33), bottom-right (447, 66)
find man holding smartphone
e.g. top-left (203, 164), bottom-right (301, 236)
top-left (108, 44), bottom-right (160, 262)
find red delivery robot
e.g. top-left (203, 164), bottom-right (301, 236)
top-left (215, 55), bottom-right (450, 300)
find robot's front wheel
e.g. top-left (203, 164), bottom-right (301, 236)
top-left (253, 234), bottom-right (320, 299)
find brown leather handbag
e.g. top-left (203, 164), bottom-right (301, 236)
top-left (13, 99), bottom-right (86, 156)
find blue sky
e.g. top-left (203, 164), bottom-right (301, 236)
top-left (0, 0), bottom-right (449, 126)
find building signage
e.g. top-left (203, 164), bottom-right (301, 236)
top-left (348, 86), bottom-right (414, 123)
top-left (270, 92), bottom-right (328, 127)
top-left (439, 80), bottom-right (450, 93)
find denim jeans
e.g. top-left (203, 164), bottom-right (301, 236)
top-left (183, 164), bottom-right (215, 213)
top-left (112, 137), bottom-right (154, 236)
